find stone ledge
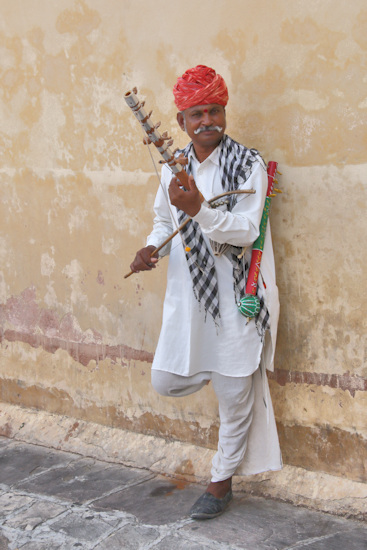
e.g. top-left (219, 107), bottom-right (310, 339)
top-left (0, 401), bottom-right (366, 520)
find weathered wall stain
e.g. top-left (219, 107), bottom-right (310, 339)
top-left (268, 369), bottom-right (366, 398)
top-left (277, 424), bottom-right (366, 483)
top-left (0, 0), bottom-right (366, 488)
top-left (0, 287), bottom-right (153, 366)
top-left (1, 330), bottom-right (153, 368)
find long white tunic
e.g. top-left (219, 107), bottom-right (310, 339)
top-left (146, 144), bottom-right (280, 377)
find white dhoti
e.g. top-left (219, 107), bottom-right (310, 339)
top-left (151, 366), bottom-right (282, 482)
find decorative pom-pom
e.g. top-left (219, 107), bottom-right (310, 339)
top-left (185, 246), bottom-right (191, 252)
top-left (238, 295), bottom-right (261, 318)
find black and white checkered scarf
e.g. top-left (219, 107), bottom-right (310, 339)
top-left (176, 134), bottom-right (270, 336)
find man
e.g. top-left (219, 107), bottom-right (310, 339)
top-left (130, 65), bottom-right (282, 520)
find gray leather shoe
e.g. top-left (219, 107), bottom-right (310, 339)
top-left (189, 490), bottom-right (233, 520)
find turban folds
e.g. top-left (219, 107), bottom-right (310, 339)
top-left (173, 65), bottom-right (228, 111)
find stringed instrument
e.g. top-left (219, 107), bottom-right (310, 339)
top-left (123, 88), bottom-right (255, 278)
top-left (124, 88), bottom-right (281, 322)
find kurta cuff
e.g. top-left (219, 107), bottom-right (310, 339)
top-left (146, 237), bottom-right (171, 258)
top-left (192, 203), bottom-right (217, 230)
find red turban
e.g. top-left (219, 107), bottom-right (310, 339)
top-left (173, 65), bottom-right (228, 111)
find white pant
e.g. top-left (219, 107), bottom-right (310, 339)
top-left (151, 370), bottom-right (255, 482)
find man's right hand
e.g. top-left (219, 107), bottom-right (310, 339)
top-left (129, 245), bottom-right (159, 274)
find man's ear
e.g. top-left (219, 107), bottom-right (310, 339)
top-left (177, 112), bottom-right (185, 131)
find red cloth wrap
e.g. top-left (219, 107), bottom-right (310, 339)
top-left (173, 65), bottom-right (228, 111)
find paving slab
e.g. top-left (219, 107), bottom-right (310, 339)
top-left (0, 440), bottom-right (77, 486)
top-left (93, 523), bottom-right (160, 550)
top-left (154, 532), bottom-right (230, 550)
top-left (0, 534), bottom-right (10, 550)
top-left (1, 436), bottom-right (366, 550)
top-left (17, 457), bottom-right (153, 504)
top-left (299, 529), bottom-right (367, 549)
top-left (17, 543), bottom-right (63, 550)
top-left (0, 492), bottom-right (34, 516)
top-left (92, 475), bottom-right (204, 525)
top-left (182, 494), bottom-right (366, 549)
top-left (0, 438), bottom-right (12, 450)
top-left (3, 506), bottom-right (131, 550)
top-left (47, 509), bottom-right (117, 543)
top-left (3, 500), bottom-right (66, 531)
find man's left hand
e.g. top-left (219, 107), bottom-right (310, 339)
top-left (169, 175), bottom-right (202, 217)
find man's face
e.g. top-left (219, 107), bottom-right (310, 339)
top-left (177, 103), bottom-right (226, 150)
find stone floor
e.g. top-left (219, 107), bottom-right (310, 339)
top-left (0, 436), bottom-right (366, 549)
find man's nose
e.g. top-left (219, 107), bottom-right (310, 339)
top-left (201, 111), bottom-right (211, 125)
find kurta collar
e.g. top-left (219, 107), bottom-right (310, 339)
top-left (187, 140), bottom-right (222, 167)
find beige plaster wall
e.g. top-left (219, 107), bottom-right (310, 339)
top-left (0, 0), bottom-right (366, 487)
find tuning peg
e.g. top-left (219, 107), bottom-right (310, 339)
top-left (277, 170), bottom-right (282, 175)
top-left (270, 193), bottom-right (277, 197)
top-left (167, 139), bottom-right (174, 147)
top-left (274, 188), bottom-right (282, 193)
top-left (140, 100), bottom-right (145, 107)
top-left (132, 87), bottom-right (137, 94)
top-left (161, 131), bottom-right (168, 139)
top-left (176, 154), bottom-right (189, 166)
top-left (143, 137), bottom-right (151, 145)
top-left (147, 110), bottom-right (152, 118)
top-left (155, 121), bottom-right (161, 129)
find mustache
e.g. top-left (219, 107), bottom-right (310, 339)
top-left (193, 125), bottom-right (224, 135)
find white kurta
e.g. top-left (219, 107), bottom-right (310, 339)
top-left (146, 144), bottom-right (280, 377)
top-left (147, 142), bottom-right (282, 475)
